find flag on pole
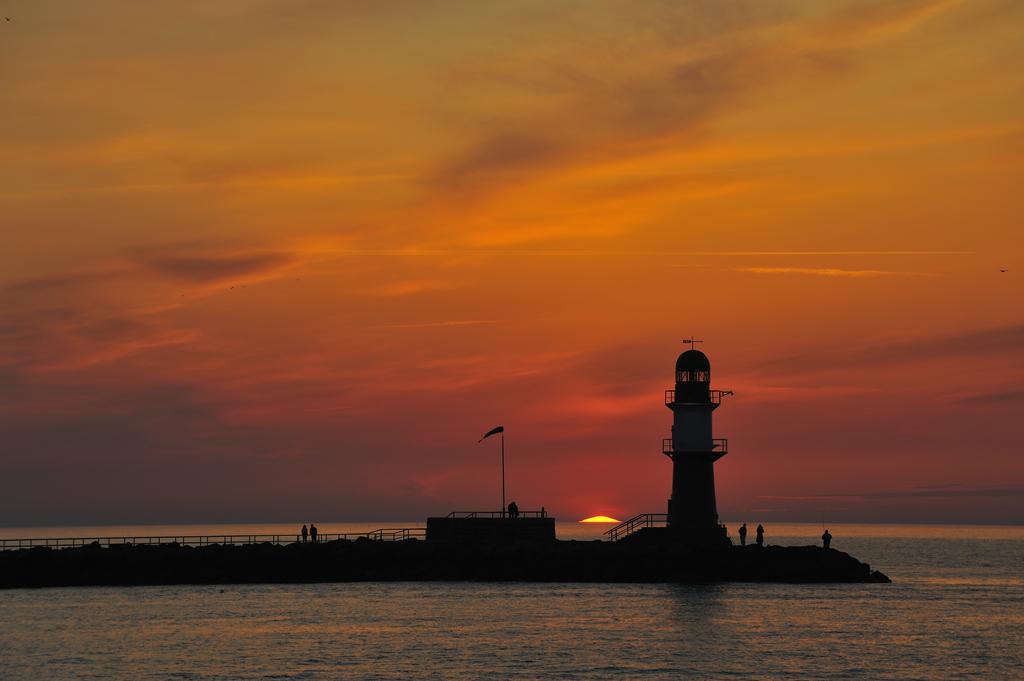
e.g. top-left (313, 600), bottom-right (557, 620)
top-left (478, 425), bottom-right (504, 442)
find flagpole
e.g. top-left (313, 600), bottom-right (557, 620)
top-left (501, 431), bottom-right (506, 518)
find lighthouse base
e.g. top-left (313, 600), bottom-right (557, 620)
top-left (621, 525), bottom-right (731, 549)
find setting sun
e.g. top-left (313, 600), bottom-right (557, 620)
top-left (580, 516), bottom-right (621, 524)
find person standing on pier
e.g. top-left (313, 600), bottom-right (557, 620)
top-left (756, 524), bottom-right (765, 547)
top-left (310, 524), bottom-right (318, 544)
top-left (507, 501), bottom-right (519, 519)
top-left (822, 529), bottom-right (832, 550)
top-left (739, 523), bottom-right (747, 546)
top-left (301, 524), bottom-right (308, 543)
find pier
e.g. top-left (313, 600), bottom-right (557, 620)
top-left (0, 531), bottom-right (890, 588)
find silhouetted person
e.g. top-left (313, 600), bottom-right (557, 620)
top-left (540, 506), bottom-right (546, 518)
top-left (756, 524), bottom-right (765, 547)
top-left (822, 529), bottom-right (832, 550)
top-left (310, 524), bottom-right (318, 544)
top-left (507, 501), bottom-right (519, 519)
top-left (301, 524), bottom-right (308, 543)
top-left (738, 523), bottom-right (747, 546)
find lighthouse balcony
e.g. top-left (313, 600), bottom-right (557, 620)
top-left (662, 438), bottom-right (728, 456)
top-left (664, 389), bottom-right (731, 407)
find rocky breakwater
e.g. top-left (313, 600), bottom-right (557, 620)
top-left (0, 539), bottom-right (889, 588)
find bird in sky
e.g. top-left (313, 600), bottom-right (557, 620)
top-left (1000, 269), bottom-right (1008, 273)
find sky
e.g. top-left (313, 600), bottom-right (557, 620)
top-left (1, 0), bottom-right (1022, 527)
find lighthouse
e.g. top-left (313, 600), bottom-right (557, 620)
top-left (664, 344), bottom-right (730, 542)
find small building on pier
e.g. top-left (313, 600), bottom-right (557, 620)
top-left (426, 511), bottom-right (555, 544)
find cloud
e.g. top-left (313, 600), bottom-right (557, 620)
top-left (759, 323), bottom-right (1024, 374)
top-left (369, 279), bottom-right (460, 297)
top-left (371, 319), bottom-right (503, 330)
top-left (3, 243), bottom-right (309, 300)
top-left (957, 389), bottom-right (1024, 405)
top-left (432, 133), bottom-right (568, 192)
top-left (734, 267), bottom-right (912, 277)
top-left (4, 267), bottom-right (134, 293)
top-left (845, 323), bottom-right (1024, 363)
top-left (759, 484), bottom-right (1024, 500)
top-left (0, 381), bottom-right (313, 525)
top-left (0, 301), bottom-right (199, 375)
top-left (818, 0), bottom-right (960, 41)
top-left (421, 0), bottom-right (964, 219)
top-left (695, 251), bottom-right (968, 255)
top-left (139, 250), bottom-right (297, 283)
top-left (34, 329), bottom-right (199, 373)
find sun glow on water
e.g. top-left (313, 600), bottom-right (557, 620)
top-left (579, 515), bottom-right (621, 524)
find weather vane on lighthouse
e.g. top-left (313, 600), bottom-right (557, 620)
top-left (681, 338), bottom-right (704, 350)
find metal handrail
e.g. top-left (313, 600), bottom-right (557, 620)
top-left (445, 510), bottom-right (549, 519)
top-left (604, 513), bottom-right (669, 542)
top-left (365, 528), bottom-right (427, 541)
top-left (0, 528), bottom-right (427, 551)
top-left (662, 438), bottom-right (728, 455)
top-left (665, 389), bottom-right (732, 406)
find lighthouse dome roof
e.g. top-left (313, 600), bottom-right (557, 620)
top-left (676, 349), bottom-right (711, 373)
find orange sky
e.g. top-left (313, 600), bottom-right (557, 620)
top-left (1, 1), bottom-right (1021, 526)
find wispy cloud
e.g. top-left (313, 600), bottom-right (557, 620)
top-left (818, 0), bottom-right (962, 41)
top-left (677, 251), bottom-right (968, 256)
top-left (369, 279), bottom-right (460, 297)
top-left (735, 267), bottom-right (914, 277)
top-left (957, 389), bottom-right (1024, 405)
top-left (34, 329), bottom-right (200, 373)
top-left (421, 0), bottom-right (964, 221)
top-left (4, 267), bottom-right (134, 293)
top-left (431, 132), bottom-right (568, 193)
top-left (759, 323), bottom-right (1024, 374)
top-left (138, 250), bottom-right (298, 283)
top-left (327, 248), bottom-right (968, 258)
top-left (759, 484), bottom-right (1024, 500)
top-left (370, 319), bottom-right (503, 330)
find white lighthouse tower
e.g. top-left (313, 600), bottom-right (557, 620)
top-left (664, 342), bottom-right (731, 543)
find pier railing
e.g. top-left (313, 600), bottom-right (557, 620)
top-left (604, 513), bottom-right (669, 542)
top-left (364, 528), bottom-right (426, 541)
top-left (445, 510), bottom-right (549, 519)
top-left (0, 528), bottom-right (426, 551)
top-left (662, 438), bottom-right (728, 455)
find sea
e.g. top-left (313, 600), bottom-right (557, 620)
top-left (0, 522), bottom-right (1021, 680)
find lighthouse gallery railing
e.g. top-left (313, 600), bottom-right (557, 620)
top-left (664, 389), bottom-right (731, 406)
top-left (662, 438), bottom-right (728, 455)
